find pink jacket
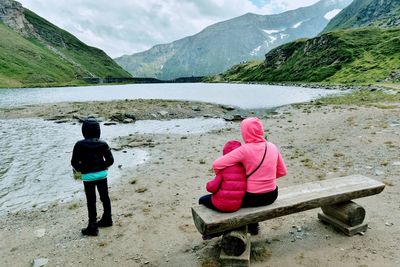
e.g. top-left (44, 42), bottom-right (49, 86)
top-left (213, 118), bottom-right (287, 194)
top-left (206, 140), bottom-right (247, 212)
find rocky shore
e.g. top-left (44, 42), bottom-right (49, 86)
top-left (0, 99), bottom-right (254, 123)
top-left (0, 98), bottom-right (399, 267)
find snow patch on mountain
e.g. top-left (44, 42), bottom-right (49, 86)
top-left (292, 21), bottom-right (303, 28)
top-left (268, 35), bottom-right (278, 43)
top-left (324, 9), bottom-right (342, 20)
top-left (263, 29), bottom-right (283, 34)
top-left (250, 45), bottom-right (262, 56)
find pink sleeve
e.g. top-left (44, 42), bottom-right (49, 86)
top-left (212, 147), bottom-right (244, 173)
top-left (206, 173), bottom-right (223, 193)
top-left (276, 151), bottom-right (287, 178)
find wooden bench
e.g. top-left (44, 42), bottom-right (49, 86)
top-left (191, 175), bottom-right (385, 267)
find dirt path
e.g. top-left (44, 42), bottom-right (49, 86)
top-left (0, 101), bottom-right (399, 267)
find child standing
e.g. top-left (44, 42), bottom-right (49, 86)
top-left (199, 140), bottom-right (247, 213)
top-left (71, 117), bottom-right (114, 236)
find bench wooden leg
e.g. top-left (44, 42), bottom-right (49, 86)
top-left (220, 226), bottom-right (251, 267)
top-left (318, 200), bottom-right (368, 236)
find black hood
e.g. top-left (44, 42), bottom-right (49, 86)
top-left (82, 118), bottom-right (100, 139)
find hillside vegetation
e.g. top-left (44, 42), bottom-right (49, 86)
top-left (212, 27), bottom-right (400, 85)
top-left (0, 1), bottom-right (130, 88)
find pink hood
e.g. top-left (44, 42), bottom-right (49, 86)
top-left (213, 117), bottom-right (287, 194)
top-left (223, 140), bottom-right (241, 155)
top-left (240, 118), bottom-right (266, 144)
top-left (207, 140), bottom-right (246, 212)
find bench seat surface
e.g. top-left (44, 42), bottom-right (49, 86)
top-left (192, 175), bottom-right (385, 235)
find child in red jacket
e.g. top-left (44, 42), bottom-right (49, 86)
top-left (199, 140), bottom-right (247, 212)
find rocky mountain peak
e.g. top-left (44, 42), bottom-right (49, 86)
top-left (0, 0), bottom-right (37, 37)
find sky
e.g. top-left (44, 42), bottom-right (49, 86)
top-left (18, 0), bottom-right (320, 58)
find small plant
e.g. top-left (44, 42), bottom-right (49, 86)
top-left (68, 203), bottom-right (79, 210)
top-left (135, 187), bottom-right (148, 193)
top-left (98, 241), bottom-right (108, 247)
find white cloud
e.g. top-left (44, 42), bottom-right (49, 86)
top-left (18, 0), bottom-right (322, 58)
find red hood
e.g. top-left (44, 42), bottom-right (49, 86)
top-left (240, 117), bottom-right (266, 143)
top-left (223, 140), bottom-right (241, 155)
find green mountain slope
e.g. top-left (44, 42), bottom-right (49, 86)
top-left (214, 27), bottom-right (400, 84)
top-left (0, 0), bottom-right (130, 88)
top-left (323, 0), bottom-right (400, 32)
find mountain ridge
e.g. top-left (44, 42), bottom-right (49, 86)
top-left (115, 0), bottom-right (352, 80)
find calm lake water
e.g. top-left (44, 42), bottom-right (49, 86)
top-left (0, 83), bottom-right (340, 214)
top-left (0, 83), bottom-right (340, 109)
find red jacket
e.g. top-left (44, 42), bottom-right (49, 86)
top-left (206, 140), bottom-right (247, 212)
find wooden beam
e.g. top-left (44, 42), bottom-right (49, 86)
top-left (318, 212), bottom-right (368, 236)
top-left (321, 201), bottom-right (365, 226)
top-left (192, 175), bottom-right (385, 235)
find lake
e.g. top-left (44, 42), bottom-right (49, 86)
top-left (0, 83), bottom-right (340, 109)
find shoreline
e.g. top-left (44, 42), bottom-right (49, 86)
top-left (1, 97), bottom-right (400, 266)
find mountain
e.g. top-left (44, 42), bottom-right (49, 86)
top-left (212, 0), bottom-right (400, 85)
top-left (212, 27), bottom-right (400, 84)
top-left (0, 0), bottom-right (130, 88)
top-left (323, 0), bottom-right (400, 32)
top-left (115, 0), bottom-right (352, 80)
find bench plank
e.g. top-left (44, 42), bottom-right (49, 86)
top-left (192, 175), bottom-right (385, 235)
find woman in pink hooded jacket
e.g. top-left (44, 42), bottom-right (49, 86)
top-left (212, 117), bottom-right (287, 234)
top-left (199, 140), bottom-right (247, 212)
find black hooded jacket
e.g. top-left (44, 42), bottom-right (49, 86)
top-left (71, 118), bottom-right (114, 174)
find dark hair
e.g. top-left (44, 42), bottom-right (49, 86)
top-left (82, 117), bottom-right (100, 139)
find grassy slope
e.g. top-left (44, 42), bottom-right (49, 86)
top-left (216, 27), bottom-right (400, 85)
top-left (0, 22), bottom-right (79, 88)
top-left (0, 9), bottom-right (130, 88)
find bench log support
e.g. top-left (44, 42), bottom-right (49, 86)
top-left (220, 228), bottom-right (251, 267)
top-left (221, 226), bottom-right (248, 256)
top-left (318, 200), bottom-right (368, 236)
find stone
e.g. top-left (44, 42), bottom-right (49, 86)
top-left (221, 105), bottom-right (236, 111)
top-left (224, 114), bottom-right (245, 121)
top-left (104, 122), bottom-right (117, 126)
top-left (32, 258), bottom-right (48, 267)
top-left (111, 113), bottom-right (125, 122)
top-left (72, 115), bottom-right (85, 122)
top-left (124, 113), bottom-right (136, 120)
top-left (374, 169), bottom-right (385, 176)
top-left (123, 118), bottom-right (134, 123)
top-left (35, 229), bottom-right (46, 238)
top-left (158, 110), bottom-right (169, 116)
